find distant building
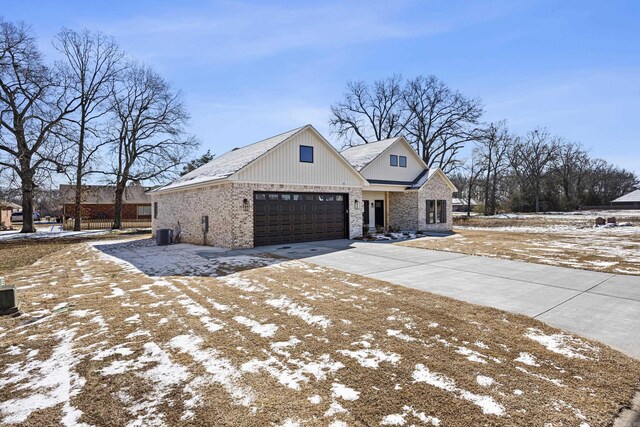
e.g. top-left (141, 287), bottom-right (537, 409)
top-left (611, 189), bottom-right (640, 208)
top-left (0, 200), bottom-right (20, 230)
top-left (452, 197), bottom-right (478, 212)
top-left (59, 184), bottom-right (154, 221)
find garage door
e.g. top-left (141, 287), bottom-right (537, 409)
top-left (253, 192), bottom-right (348, 246)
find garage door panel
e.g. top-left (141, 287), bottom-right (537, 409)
top-left (253, 191), bottom-right (347, 246)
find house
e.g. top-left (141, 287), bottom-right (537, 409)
top-left (611, 189), bottom-right (640, 208)
top-left (452, 197), bottom-right (478, 212)
top-left (59, 184), bottom-right (153, 221)
top-left (151, 125), bottom-right (456, 249)
top-left (0, 200), bottom-right (20, 230)
top-left (340, 137), bottom-right (456, 233)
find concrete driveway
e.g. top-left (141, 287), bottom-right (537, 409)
top-left (239, 239), bottom-right (640, 358)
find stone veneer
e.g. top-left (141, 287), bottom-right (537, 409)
top-left (152, 182), bottom-right (362, 249)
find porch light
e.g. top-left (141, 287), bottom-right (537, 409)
top-left (243, 198), bottom-right (249, 211)
top-left (354, 199), bottom-right (360, 210)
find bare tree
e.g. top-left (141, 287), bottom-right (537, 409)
top-left (463, 148), bottom-right (486, 217)
top-left (552, 141), bottom-right (590, 210)
top-left (0, 20), bottom-right (78, 232)
top-left (507, 128), bottom-right (559, 213)
top-left (107, 62), bottom-right (196, 229)
top-left (402, 75), bottom-right (483, 172)
top-left (476, 121), bottom-right (511, 215)
top-left (329, 75), bottom-right (405, 146)
top-left (54, 28), bottom-right (124, 230)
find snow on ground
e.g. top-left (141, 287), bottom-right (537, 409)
top-left (0, 227), bottom-right (110, 241)
top-left (0, 238), bottom-right (636, 426)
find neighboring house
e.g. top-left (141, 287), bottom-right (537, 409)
top-left (0, 200), bottom-right (20, 230)
top-left (452, 197), bottom-right (478, 212)
top-left (611, 189), bottom-right (640, 208)
top-left (59, 184), bottom-right (153, 221)
top-left (151, 125), bottom-right (456, 249)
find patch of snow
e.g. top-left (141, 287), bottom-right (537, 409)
top-left (331, 382), bottom-right (360, 401)
top-left (515, 352), bottom-right (540, 366)
top-left (387, 329), bottom-right (416, 342)
top-left (412, 364), bottom-right (504, 416)
top-left (337, 348), bottom-right (400, 369)
top-left (381, 405), bottom-right (441, 426)
top-left (0, 330), bottom-right (87, 426)
top-left (525, 328), bottom-right (597, 360)
top-left (233, 316), bottom-right (278, 338)
top-left (308, 395), bottom-right (322, 404)
top-left (266, 296), bottom-right (331, 328)
top-left (476, 375), bottom-right (495, 387)
top-left (169, 334), bottom-right (254, 406)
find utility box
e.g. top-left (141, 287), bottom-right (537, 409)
top-left (0, 284), bottom-right (19, 315)
top-left (156, 228), bottom-right (173, 246)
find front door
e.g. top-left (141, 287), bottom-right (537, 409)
top-left (374, 200), bottom-right (384, 228)
top-left (363, 200), bottom-right (369, 228)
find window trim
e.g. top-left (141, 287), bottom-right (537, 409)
top-left (299, 145), bottom-right (314, 163)
top-left (399, 155), bottom-right (407, 168)
top-left (390, 154), bottom-right (398, 167)
top-left (153, 202), bottom-right (158, 219)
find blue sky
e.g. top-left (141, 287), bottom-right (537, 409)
top-left (5, 0), bottom-right (640, 174)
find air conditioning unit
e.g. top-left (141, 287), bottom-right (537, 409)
top-left (0, 281), bottom-right (19, 315)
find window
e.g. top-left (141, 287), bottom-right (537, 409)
top-left (427, 200), bottom-right (436, 224)
top-left (300, 145), bottom-right (314, 163)
top-left (153, 202), bottom-right (158, 219)
top-left (399, 156), bottom-right (407, 167)
top-left (336, 195), bottom-right (343, 201)
top-left (137, 205), bottom-right (152, 216)
top-left (268, 194), bottom-right (279, 200)
top-left (281, 194), bottom-right (291, 201)
top-left (427, 200), bottom-right (447, 224)
top-left (255, 193), bottom-right (266, 200)
top-left (390, 154), bottom-right (398, 167)
top-left (438, 200), bottom-right (447, 223)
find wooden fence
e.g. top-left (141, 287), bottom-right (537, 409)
top-left (63, 218), bottom-right (152, 231)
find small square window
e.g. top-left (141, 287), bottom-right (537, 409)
top-left (326, 195), bottom-right (334, 201)
top-left (281, 194), bottom-right (291, 201)
top-left (305, 194), bottom-right (314, 201)
top-left (255, 193), bottom-right (266, 200)
top-left (390, 155), bottom-right (398, 167)
top-left (300, 145), bottom-right (314, 163)
top-left (268, 194), bottom-right (279, 200)
top-left (318, 195), bottom-right (325, 201)
top-left (336, 195), bottom-right (343, 201)
top-left (399, 156), bottom-right (407, 167)
top-left (292, 194), bottom-right (301, 201)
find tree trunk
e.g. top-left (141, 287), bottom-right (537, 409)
top-left (20, 175), bottom-right (36, 233)
top-left (113, 181), bottom-right (125, 229)
top-left (73, 116), bottom-right (86, 231)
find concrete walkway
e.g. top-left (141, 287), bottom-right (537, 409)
top-left (239, 239), bottom-right (640, 358)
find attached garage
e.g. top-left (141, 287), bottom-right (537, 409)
top-left (150, 125), bottom-right (366, 249)
top-left (253, 192), bottom-right (348, 246)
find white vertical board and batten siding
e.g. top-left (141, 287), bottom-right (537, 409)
top-left (361, 140), bottom-right (425, 182)
top-left (232, 129), bottom-right (362, 186)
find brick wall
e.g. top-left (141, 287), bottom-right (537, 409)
top-left (151, 182), bottom-right (363, 249)
top-left (388, 191), bottom-right (419, 230)
top-left (63, 204), bottom-right (151, 220)
top-left (0, 208), bottom-right (11, 229)
top-left (417, 174), bottom-right (454, 232)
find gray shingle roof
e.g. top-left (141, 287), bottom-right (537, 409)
top-left (612, 189), bottom-right (640, 203)
top-left (156, 126), bottom-right (306, 192)
top-left (339, 137), bottom-right (400, 171)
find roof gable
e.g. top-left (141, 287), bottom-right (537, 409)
top-left (340, 137), bottom-right (401, 172)
top-left (155, 126), bottom-right (306, 192)
top-left (412, 168), bottom-right (458, 192)
top-left (154, 125), bottom-right (366, 193)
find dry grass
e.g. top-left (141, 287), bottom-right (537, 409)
top-left (0, 238), bottom-right (638, 426)
top-left (0, 230), bottom-right (151, 275)
top-left (399, 213), bottom-right (640, 275)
